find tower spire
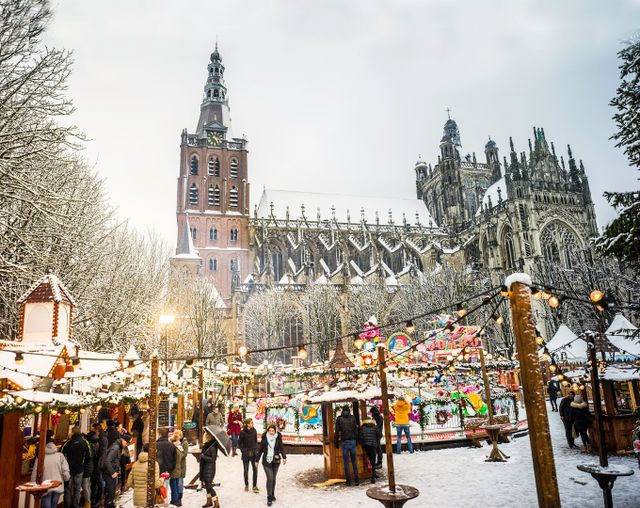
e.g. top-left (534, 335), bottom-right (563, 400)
top-left (196, 44), bottom-right (231, 138)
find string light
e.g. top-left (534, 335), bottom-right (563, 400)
top-left (548, 295), bottom-right (561, 309)
top-left (34, 405), bottom-right (42, 413)
top-left (500, 285), bottom-right (510, 297)
top-left (492, 314), bottom-right (504, 325)
top-left (531, 287), bottom-right (542, 299)
top-left (456, 303), bottom-right (466, 317)
top-left (589, 290), bottom-right (604, 303)
top-left (238, 345), bottom-right (248, 358)
top-left (549, 363), bottom-right (557, 372)
top-left (297, 345), bottom-right (308, 360)
top-left (535, 328), bottom-right (544, 345)
top-left (405, 320), bottom-right (415, 334)
top-left (71, 356), bottom-right (80, 366)
top-left (15, 352), bottom-right (24, 364)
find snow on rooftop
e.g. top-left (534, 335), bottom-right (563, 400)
top-left (605, 314), bottom-right (640, 358)
top-left (256, 189), bottom-right (438, 228)
top-left (601, 365), bottom-right (640, 382)
top-left (542, 324), bottom-right (588, 360)
top-left (504, 272), bottom-right (532, 289)
top-left (309, 384), bottom-right (386, 403)
top-left (476, 177), bottom-right (507, 217)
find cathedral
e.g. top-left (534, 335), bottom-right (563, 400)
top-left (171, 47), bottom-right (599, 353)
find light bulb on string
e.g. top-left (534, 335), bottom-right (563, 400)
top-left (531, 287), bottom-right (542, 300)
top-left (492, 314), bottom-right (504, 325)
top-left (549, 363), bottom-right (557, 372)
top-left (590, 290), bottom-right (604, 303)
top-left (456, 303), bottom-right (466, 318)
top-left (406, 320), bottom-right (415, 334)
top-left (548, 295), bottom-right (561, 309)
top-left (15, 352), bottom-right (24, 365)
top-left (297, 345), bottom-right (308, 360)
top-left (238, 345), bottom-right (248, 358)
top-left (500, 285), bottom-right (510, 297)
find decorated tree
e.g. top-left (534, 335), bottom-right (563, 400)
top-left (596, 33), bottom-right (640, 264)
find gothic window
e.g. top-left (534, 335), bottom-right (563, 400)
top-left (540, 221), bottom-right (581, 268)
top-left (229, 187), bottom-right (238, 207)
top-left (209, 228), bottom-right (217, 241)
top-left (464, 191), bottom-right (477, 218)
top-left (207, 157), bottom-right (220, 176)
top-left (213, 185), bottom-right (220, 206)
top-left (501, 228), bottom-right (516, 270)
top-left (481, 236), bottom-right (489, 269)
top-left (208, 186), bottom-right (215, 206)
top-left (189, 183), bottom-right (198, 205)
top-left (213, 89), bottom-right (219, 98)
top-left (190, 227), bottom-right (197, 240)
top-left (190, 155), bottom-right (198, 175)
top-left (230, 229), bottom-right (238, 241)
top-left (208, 258), bottom-right (217, 271)
top-left (230, 158), bottom-right (238, 178)
top-left (230, 257), bottom-right (239, 271)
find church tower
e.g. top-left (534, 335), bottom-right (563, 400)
top-left (174, 45), bottom-right (250, 303)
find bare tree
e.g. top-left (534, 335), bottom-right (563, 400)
top-left (300, 284), bottom-right (341, 362)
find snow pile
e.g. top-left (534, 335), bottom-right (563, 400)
top-left (504, 272), bottom-right (532, 289)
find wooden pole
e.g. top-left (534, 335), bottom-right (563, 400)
top-left (146, 354), bottom-right (159, 508)
top-left (377, 346), bottom-right (396, 493)
top-left (198, 367), bottom-right (204, 447)
top-left (588, 332), bottom-right (608, 467)
top-left (177, 393), bottom-right (184, 429)
top-left (509, 281), bottom-right (560, 508)
top-left (35, 411), bottom-right (48, 485)
top-left (479, 348), bottom-right (494, 424)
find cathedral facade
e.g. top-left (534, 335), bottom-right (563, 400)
top-left (170, 48), bottom-right (599, 357)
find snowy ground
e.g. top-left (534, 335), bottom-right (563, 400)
top-left (120, 403), bottom-right (639, 507)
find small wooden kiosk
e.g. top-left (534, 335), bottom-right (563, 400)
top-left (587, 365), bottom-right (640, 453)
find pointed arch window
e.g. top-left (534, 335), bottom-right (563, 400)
top-left (540, 221), bottom-right (580, 268)
top-left (209, 228), bottom-right (218, 241)
top-left (208, 186), bottom-right (217, 207)
top-left (190, 155), bottom-right (198, 175)
top-left (229, 186), bottom-right (238, 208)
top-left (208, 157), bottom-right (219, 176)
top-left (208, 258), bottom-right (217, 271)
top-left (190, 227), bottom-right (197, 240)
top-left (230, 158), bottom-right (238, 178)
top-left (230, 229), bottom-right (238, 241)
top-left (213, 89), bottom-right (219, 98)
top-left (189, 183), bottom-right (198, 205)
top-left (501, 228), bottom-right (516, 270)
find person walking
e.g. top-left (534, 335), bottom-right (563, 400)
top-left (127, 444), bottom-right (163, 507)
top-left (369, 405), bottom-right (384, 468)
top-left (61, 426), bottom-right (91, 508)
top-left (559, 391), bottom-right (576, 448)
top-left (200, 433), bottom-right (220, 508)
top-left (257, 423), bottom-right (287, 506)
top-left (155, 428), bottom-right (176, 503)
top-left (206, 404), bottom-right (225, 429)
top-left (360, 415), bottom-right (382, 483)
top-left (31, 439), bottom-right (71, 508)
top-left (82, 431), bottom-right (99, 508)
top-left (100, 434), bottom-right (130, 508)
top-left (392, 397), bottom-right (414, 454)
top-left (570, 394), bottom-right (593, 451)
top-left (227, 405), bottom-right (243, 457)
top-left (169, 429), bottom-right (189, 506)
top-left (238, 418), bottom-right (259, 493)
top-left (548, 380), bottom-right (560, 411)
top-left (334, 405), bottom-right (359, 486)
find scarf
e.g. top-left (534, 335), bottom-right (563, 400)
top-left (266, 432), bottom-right (277, 463)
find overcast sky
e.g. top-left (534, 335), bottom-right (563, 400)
top-left (46, 0), bottom-right (639, 249)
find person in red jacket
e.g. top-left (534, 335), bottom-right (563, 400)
top-left (227, 404), bottom-right (243, 456)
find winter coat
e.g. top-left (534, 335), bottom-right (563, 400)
top-left (559, 396), bottom-right (573, 420)
top-left (156, 437), bottom-right (177, 474)
top-left (238, 427), bottom-right (258, 459)
top-left (548, 382), bottom-right (560, 399)
top-left (199, 440), bottom-right (218, 483)
top-left (100, 439), bottom-right (122, 476)
top-left (256, 432), bottom-right (286, 465)
top-left (370, 406), bottom-right (383, 431)
top-left (131, 416), bottom-right (144, 440)
top-left (170, 438), bottom-right (189, 479)
top-left (570, 401), bottom-right (592, 431)
top-left (206, 410), bottom-right (225, 429)
top-left (31, 442), bottom-right (70, 493)
top-left (61, 434), bottom-right (91, 476)
top-left (126, 452), bottom-right (162, 507)
top-left (392, 400), bottom-right (412, 425)
top-left (334, 411), bottom-right (358, 447)
top-left (84, 433), bottom-right (99, 478)
top-left (360, 419), bottom-right (382, 447)
top-left (106, 425), bottom-right (120, 447)
top-left (227, 410), bottom-right (243, 436)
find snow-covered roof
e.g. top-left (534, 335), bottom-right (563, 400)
top-left (601, 365), bottom-right (640, 382)
top-left (17, 274), bottom-right (76, 306)
top-left (543, 324), bottom-right (588, 360)
top-left (256, 189), bottom-right (438, 228)
top-left (606, 314), bottom-right (640, 358)
top-left (310, 385), bottom-right (384, 403)
top-left (476, 177), bottom-right (507, 217)
top-left (0, 341), bottom-right (64, 389)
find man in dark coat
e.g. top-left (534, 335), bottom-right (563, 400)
top-left (569, 394), bottom-right (592, 450)
top-left (100, 434), bottom-right (130, 508)
top-left (334, 405), bottom-right (359, 486)
top-left (131, 412), bottom-right (145, 457)
top-left (559, 391), bottom-right (576, 448)
top-left (105, 420), bottom-right (120, 446)
top-left (156, 428), bottom-right (177, 474)
top-left (369, 405), bottom-right (384, 467)
top-left (360, 417), bottom-right (382, 483)
top-left (90, 422), bottom-right (108, 506)
top-left (238, 418), bottom-right (259, 491)
top-left (82, 431), bottom-right (98, 506)
top-left (548, 380), bottom-right (560, 411)
top-left (61, 426), bottom-right (91, 508)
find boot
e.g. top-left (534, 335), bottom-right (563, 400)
top-left (232, 447), bottom-right (238, 457)
top-left (212, 497), bottom-right (220, 508)
top-left (203, 496), bottom-right (213, 508)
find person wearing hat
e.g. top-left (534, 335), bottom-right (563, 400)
top-left (334, 405), bottom-right (359, 486)
top-left (570, 394), bottom-right (593, 451)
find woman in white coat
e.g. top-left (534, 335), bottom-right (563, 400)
top-left (31, 441), bottom-right (71, 508)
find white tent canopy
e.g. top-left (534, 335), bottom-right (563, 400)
top-left (543, 324), bottom-right (588, 361)
top-left (606, 313), bottom-right (640, 358)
